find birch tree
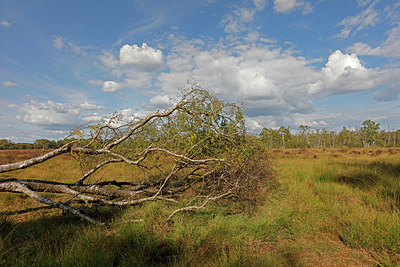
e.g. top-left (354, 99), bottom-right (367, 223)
top-left (0, 87), bottom-right (270, 224)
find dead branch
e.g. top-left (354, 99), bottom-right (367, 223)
top-left (0, 142), bottom-right (74, 173)
top-left (3, 181), bottom-right (103, 225)
top-left (167, 191), bottom-right (231, 221)
top-left (75, 158), bottom-right (124, 185)
top-left (0, 179), bottom-right (177, 207)
top-left (0, 179), bottom-right (144, 198)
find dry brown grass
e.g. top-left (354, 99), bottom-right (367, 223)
top-left (0, 149), bottom-right (51, 164)
top-left (268, 146), bottom-right (399, 160)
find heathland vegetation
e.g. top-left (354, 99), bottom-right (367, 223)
top-left (1, 147), bottom-right (399, 265)
top-left (1, 88), bottom-right (399, 265)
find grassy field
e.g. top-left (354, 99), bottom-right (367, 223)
top-left (1, 147), bottom-right (400, 266)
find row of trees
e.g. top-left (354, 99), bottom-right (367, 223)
top-left (0, 138), bottom-right (76, 150)
top-left (1, 120), bottom-right (399, 150)
top-left (260, 120), bottom-right (400, 148)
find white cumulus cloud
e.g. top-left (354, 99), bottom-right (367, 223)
top-left (99, 108), bottom-right (148, 128)
top-left (273, 0), bottom-right (312, 14)
top-left (10, 100), bottom-right (78, 126)
top-left (148, 95), bottom-right (175, 110)
top-left (0, 20), bottom-right (11, 27)
top-left (96, 44), bottom-right (165, 92)
top-left (308, 50), bottom-right (379, 95)
top-left (81, 113), bottom-right (104, 122)
top-left (245, 117), bottom-right (263, 131)
top-left (119, 43), bottom-right (163, 71)
top-left (79, 101), bottom-right (105, 110)
top-left (2, 81), bottom-right (18, 87)
top-left (102, 81), bottom-right (121, 92)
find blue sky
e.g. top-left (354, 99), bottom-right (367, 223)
top-left (1, 0), bottom-right (399, 142)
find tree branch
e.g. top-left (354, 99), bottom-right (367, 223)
top-left (104, 101), bottom-right (185, 151)
top-left (0, 142), bottom-right (74, 173)
top-left (75, 158), bottom-right (124, 185)
top-left (3, 182), bottom-right (103, 225)
top-left (0, 179), bottom-right (144, 199)
top-left (167, 191), bottom-right (231, 221)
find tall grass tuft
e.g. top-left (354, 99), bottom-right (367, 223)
top-left (380, 187), bottom-right (400, 211)
top-left (319, 166), bottom-right (382, 189)
top-left (340, 211), bottom-right (400, 261)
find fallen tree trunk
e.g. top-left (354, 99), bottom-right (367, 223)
top-left (0, 88), bottom-right (269, 224)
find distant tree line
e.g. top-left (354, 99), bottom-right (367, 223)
top-left (1, 120), bottom-right (399, 150)
top-left (0, 138), bottom-right (76, 150)
top-left (260, 120), bottom-right (400, 148)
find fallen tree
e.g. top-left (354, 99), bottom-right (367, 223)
top-left (0, 87), bottom-right (271, 225)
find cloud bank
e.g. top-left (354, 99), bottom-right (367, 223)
top-left (94, 29), bottom-right (400, 132)
top-left (9, 100), bottom-right (104, 130)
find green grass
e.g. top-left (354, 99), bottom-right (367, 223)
top-left (1, 148), bottom-right (400, 265)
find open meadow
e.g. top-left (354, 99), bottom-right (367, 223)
top-left (1, 147), bottom-right (400, 266)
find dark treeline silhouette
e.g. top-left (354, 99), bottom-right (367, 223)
top-left (260, 120), bottom-right (400, 148)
